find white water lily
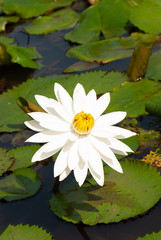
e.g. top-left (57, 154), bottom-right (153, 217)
top-left (25, 83), bottom-right (136, 186)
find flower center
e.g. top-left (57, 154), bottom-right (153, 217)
top-left (72, 111), bottom-right (94, 135)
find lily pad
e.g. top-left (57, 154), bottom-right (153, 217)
top-left (107, 79), bottom-right (161, 117)
top-left (0, 15), bottom-right (19, 32)
top-left (0, 0), bottom-right (76, 19)
top-left (136, 231), bottom-right (161, 240)
top-left (146, 49), bottom-right (161, 81)
top-left (0, 224), bottom-right (53, 240)
top-left (0, 36), bottom-right (42, 69)
top-left (24, 8), bottom-right (78, 35)
top-left (9, 145), bottom-right (41, 171)
top-left (65, 0), bottom-right (130, 43)
top-left (63, 61), bottom-right (99, 73)
top-left (0, 168), bottom-right (41, 201)
top-left (0, 148), bottom-right (14, 175)
top-left (130, 0), bottom-right (161, 34)
top-left (66, 33), bottom-right (158, 63)
top-left (49, 160), bottom-right (161, 225)
top-left (0, 71), bottom-right (128, 132)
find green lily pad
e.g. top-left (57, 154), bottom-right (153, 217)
top-left (9, 145), bottom-right (41, 171)
top-left (107, 79), bottom-right (161, 117)
top-left (0, 15), bottom-right (19, 32)
top-left (0, 71), bottom-right (128, 132)
top-left (0, 148), bottom-right (14, 175)
top-left (136, 231), bottom-right (161, 240)
top-left (0, 224), bottom-right (53, 240)
top-left (24, 8), bottom-right (78, 35)
top-left (0, 168), bottom-right (41, 201)
top-left (65, 0), bottom-right (130, 43)
top-left (0, 36), bottom-right (42, 69)
top-left (66, 33), bottom-right (158, 63)
top-left (146, 49), bottom-right (161, 81)
top-left (130, 0), bottom-right (161, 34)
top-left (0, 0), bottom-right (76, 19)
top-left (49, 160), bottom-right (161, 225)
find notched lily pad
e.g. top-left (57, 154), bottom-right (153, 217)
top-left (0, 148), bottom-right (14, 175)
top-left (146, 49), bottom-right (161, 81)
top-left (0, 71), bottom-right (128, 132)
top-left (0, 36), bottom-right (42, 68)
top-left (49, 160), bottom-right (161, 225)
top-left (0, 168), bottom-right (41, 201)
top-left (136, 231), bottom-right (161, 240)
top-left (24, 8), bottom-right (78, 35)
top-left (9, 145), bottom-right (41, 171)
top-left (0, 224), bottom-right (53, 240)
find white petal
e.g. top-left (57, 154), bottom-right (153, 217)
top-left (24, 120), bottom-right (44, 132)
top-left (59, 167), bottom-right (71, 181)
top-left (91, 126), bottom-right (113, 143)
top-left (109, 138), bottom-right (133, 153)
top-left (74, 159), bottom-right (88, 186)
top-left (73, 83), bottom-right (86, 114)
top-left (54, 144), bottom-right (69, 177)
top-left (83, 89), bottom-right (96, 113)
top-left (35, 95), bottom-right (52, 113)
top-left (92, 93), bottom-right (110, 119)
top-left (88, 163), bottom-right (104, 186)
top-left (39, 118), bottom-right (71, 132)
top-left (106, 126), bottom-right (136, 139)
top-left (78, 136), bottom-right (89, 163)
top-left (26, 130), bottom-right (61, 143)
top-left (31, 143), bottom-right (61, 162)
top-left (43, 132), bottom-right (70, 152)
top-left (89, 135), bottom-right (123, 173)
top-left (68, 140), bottom-right (80, 170)
top-left (49, 98), bottom-right (73, 123)
top-left (28, 112), bottom-right (56, 123)
top-left (54, 83), bottom-right (74, 116)
top-left (95, 111), bottom-right (126, 126)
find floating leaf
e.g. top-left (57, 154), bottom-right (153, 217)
top-left (0, 148), bottom-right (14, 175)
top-left (0, 168), bottom-right (41, 201)
top-left (136, 231), bottom-right (161, 240)
top-left (9, 145), bottom-right (41, 171)
top-left (17, 97), bottom-right (45, 113)
top-left (49, 160), bottom-right (161, 225)
top-left (24, 8), bottom-right (78, 35)
top-left (0, 224), bottom-right (53, 240)
top-left (145, 102), bottom-right (161, 118)
top-left (66, 33), bottom-right (158, 63)
top-left (0, 0), bottom-right (76, 19)
top-left (65, 0), bottom-right (130, 43)
top-left (107, 79), bottom-right (161, 117)
top-left (130, 0), bottom-right (161, 34)
top-left (146, 49), bottom-right (161, 81)
top-left (0, 15), bottom-right (19, 32)
top-left (0, 36), bottom-right (42, 69)
top-left (0, 71), bottom-right (127, 132)
top-left (63, 61), bottom-right (99, 73)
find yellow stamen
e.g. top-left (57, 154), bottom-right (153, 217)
top-left (72, 111), bottom-right (94, 134)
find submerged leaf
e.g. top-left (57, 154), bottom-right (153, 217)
top-left (63, 61), bottom-right (99, 73)
top-left (0, 148), bottom-right (14, 175)
top-left (49, 160), bottom-right (161, 225)
top-left (0, 224), bottom-right (53, 240)
top-left (0, 168), bottom-right (41, 201)
top-left (24, 8), bottom-right (78, 35)
top-left (141, 149), bottom-right (161, 168)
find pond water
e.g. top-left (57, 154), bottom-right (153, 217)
top-left (0, 16), bottom-right (161, 240)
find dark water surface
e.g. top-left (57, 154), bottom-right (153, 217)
top-left (0, 21), bottom-right (161, 240)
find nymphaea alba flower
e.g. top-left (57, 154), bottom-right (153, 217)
top-left (25, 83), bottom-right (136, 186)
